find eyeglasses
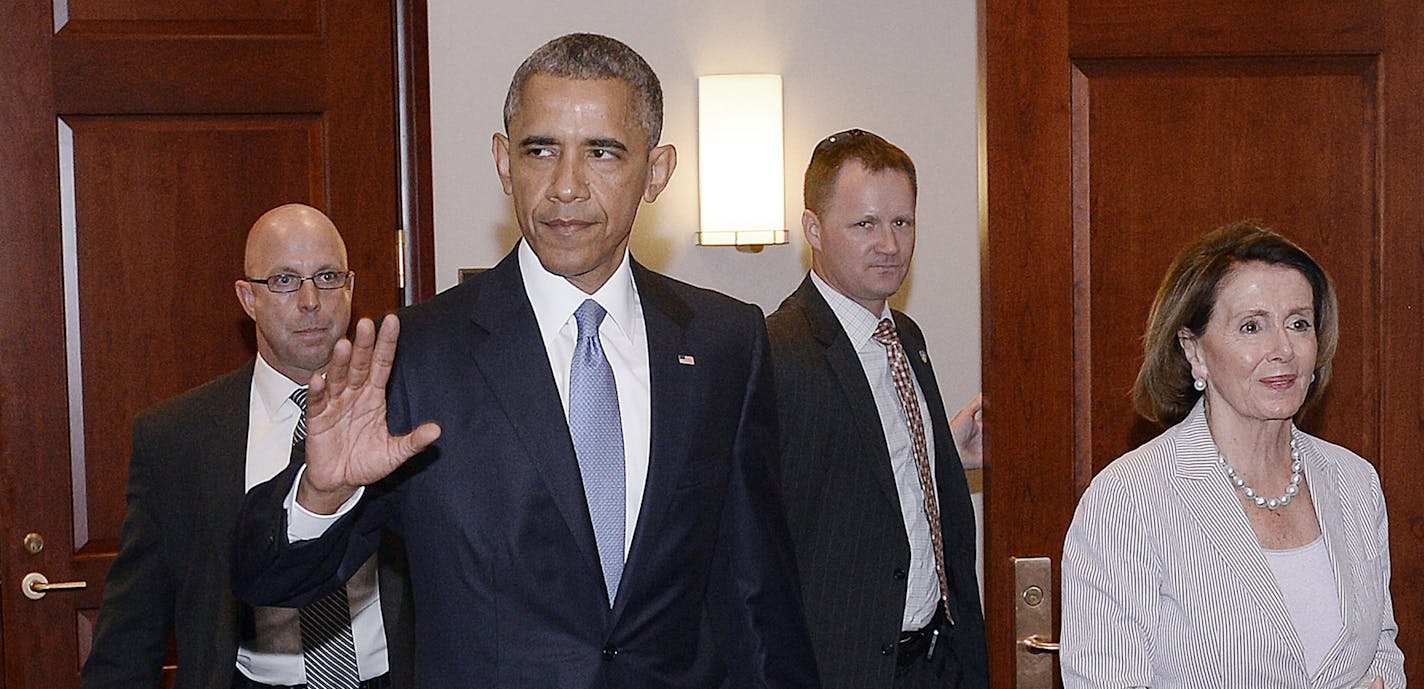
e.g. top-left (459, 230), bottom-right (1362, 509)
top-left (242, 270), bottom-right (354, 294)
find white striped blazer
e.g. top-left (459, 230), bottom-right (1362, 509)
top-left (1061, 401), bottom-right (1405, 688)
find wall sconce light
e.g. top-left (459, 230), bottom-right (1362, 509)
top-left (697, 74), bottom-right (787, 249)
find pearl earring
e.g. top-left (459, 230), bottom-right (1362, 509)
top-left (1193, 378), bottom-right (1207, 392)
top-left (1310, 372), bottom-right (1316, 383)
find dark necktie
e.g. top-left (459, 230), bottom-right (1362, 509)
top-left (568, 299), bottom-right (626, 606)
top-left (872, 319), bottom-right (954, 622)
top-left (289, 388), bottom-right (360, 689)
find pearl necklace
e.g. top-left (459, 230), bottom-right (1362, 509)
top-left (1218, 435), bottom-right (1303, 511)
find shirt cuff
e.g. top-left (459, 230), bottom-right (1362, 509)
top-left (284, 464), bottom-right (365, 542)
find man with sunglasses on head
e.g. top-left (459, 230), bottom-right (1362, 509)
top-left (83, 203), bottom-right (410, 689)
top-left (767, 130), bottom-right (988, 689)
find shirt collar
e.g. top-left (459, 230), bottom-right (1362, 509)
top-left (809, 269), bottom-right (894, 349)
top-left (518, 238), bottom-right (638, 343)
top-left (253, 353), bottom-right (305, 421)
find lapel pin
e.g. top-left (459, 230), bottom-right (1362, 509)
top-left (919, 350), bottom-right (929, 364)
top-left (678, 354), bottom-right (696, 366)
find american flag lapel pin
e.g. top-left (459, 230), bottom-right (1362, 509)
top-left (678, 354), bottom-right (696, 366)
top-left (919, 350), bottom-right (929, 364)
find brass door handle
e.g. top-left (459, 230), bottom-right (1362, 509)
top-left (1014, 557), bottom-right (1058, 688)
top-left (21, 572), bottom-right (87, 600)
top-left (1019, 634), bottom-right (1061, 653)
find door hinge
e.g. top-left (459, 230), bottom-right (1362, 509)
top-left (396, 228), bottom-right (407, 291)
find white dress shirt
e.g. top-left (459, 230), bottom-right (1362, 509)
top-left (238, 354), bottom-right (388, 683)
top-left (810, 271), bottom-right (941, 631)
top-left (517, 240), bottom-right (651, 557)
top-left (288, 240), bottom-right (652, 560)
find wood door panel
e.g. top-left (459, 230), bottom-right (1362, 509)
top-left (64, 114), bottom-right (324, 555)
top-left (57, 0), bottom-right (320, 35)
top-left (1069, 1), bottom-right (1382, 56)
top-left (53, 41), bottom-right (328, 114)
top-left (1074, 56), bottom-right (1380, 477)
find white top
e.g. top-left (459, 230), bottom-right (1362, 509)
top-left (1263, 534), bottom-right (1344, 679)
top-left (287, 240), bottom-right (652, 562)
top-left (238, 354), bottom-right (387, 683)
top-left (809, 271), bottom-right (940, 631)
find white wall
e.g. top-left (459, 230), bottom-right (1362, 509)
top-left (425, 0), bottom-right (983, 593)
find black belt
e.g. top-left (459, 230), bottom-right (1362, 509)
top-left (232, 673), bottom-right (391, 689)
top-left (896, 602), bottom-right (947, 666)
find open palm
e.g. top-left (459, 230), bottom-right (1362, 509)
top-left (297, 315), bottom-right (442, 514)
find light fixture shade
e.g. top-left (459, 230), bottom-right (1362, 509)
top-left (697, 74), bottom-right (787, 247)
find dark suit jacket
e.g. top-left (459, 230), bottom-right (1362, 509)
top-left (233, 249), bottom-right (819, 689)
top-left (81, 361), bottom-right (413, 689)
top-left (766, 276), bottom-right (988, 689)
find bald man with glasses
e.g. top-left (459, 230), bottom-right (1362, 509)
top-left (82, 204), bottom-right (412, 689)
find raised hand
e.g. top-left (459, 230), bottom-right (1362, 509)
top-left (296, 314), bottom-right (442, 514)
top-left (950, 392), bottom-right (984, 470)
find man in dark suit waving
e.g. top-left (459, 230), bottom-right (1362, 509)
top-left (82, 204), bottom-right (411, 689)
top-left (766, 130), bottom-right (988, 689)
top-left (233, 33), bottom-right (817, 688)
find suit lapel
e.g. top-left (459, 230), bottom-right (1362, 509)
top-left (198, 361), bottom-right (255, 516)
top-left (464, 250), bottom-right (602, 583)
top-left (796, 278), bottom-right (902, 514)
top-left (1299, 439), bottom-right (1355, 683)
top-left (614, 263), bottom-right (695, 618)
top-left (1169, 406), bottom-right (1305, 668)
top-left (896, 313), bottom-right (958, 492)
top-left (188, 362), bottom-right (255, 649)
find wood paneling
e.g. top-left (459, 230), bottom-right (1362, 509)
top-left (64, 115), bottom-right (323, 554)
top-left (1073, 56), bottom-right (1379, 478)
top-left (1069, 0), bottom-right (1383, 56)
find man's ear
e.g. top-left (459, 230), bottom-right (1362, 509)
top-left (492, 132), bottom-right (514, 196)
top-left (235, 280), bottom-right (257, 321)
top-left (802, 209), bottom-right (823, 252)
top-left (642, 144), bottom-right (677, 203)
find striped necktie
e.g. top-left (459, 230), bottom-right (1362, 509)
top-left (289, 387), bottom-right (361, 688)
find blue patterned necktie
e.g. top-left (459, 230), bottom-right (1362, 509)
top-left (289, 388), bottom-right (360, 689)
top-left (568, 299), bottom-right (626, 606)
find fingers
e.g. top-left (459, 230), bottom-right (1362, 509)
top-left (343, 317), bottom-right (379, 392)
top-left (950, 392), bottom-right (984, 444)
top-left (367, 314), bottom-right (402, 391)
top-left (1371, 677), bottom-right (1384, 689)
top-left (398, 421), bottom-right (442, 459)
top-left (310, 337), bottom-right (352, 416)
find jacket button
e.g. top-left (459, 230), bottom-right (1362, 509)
top-left (893, 568), bottom-right (906, 580)
top-left (881, 642), bottom-right (895, 656)
top-left (602, 645), bottom-right (619, 660)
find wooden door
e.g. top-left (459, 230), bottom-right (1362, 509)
top-left (983, 0), bottom-right (1423, 685)
top-left (0, 1), bottom-right (433, 686)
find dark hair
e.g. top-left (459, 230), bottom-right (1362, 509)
top-left (803, 129), bottom-right (916, 215)
top-left (503, 33), bottom-right (663, 148)
top-left (1133, 221), bottom-right (1339, 425)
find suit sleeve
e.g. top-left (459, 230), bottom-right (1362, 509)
top-left (1060, 469), bottom-right (1158, 689)
top-left (1363, 467), bottom-right (1406, 688)
top-left (80, 417), bottom-right (176, 689)
top-left (707, 309), bottom-right (822, 689)
top-left (231, 337), bottom-right (415, 608)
